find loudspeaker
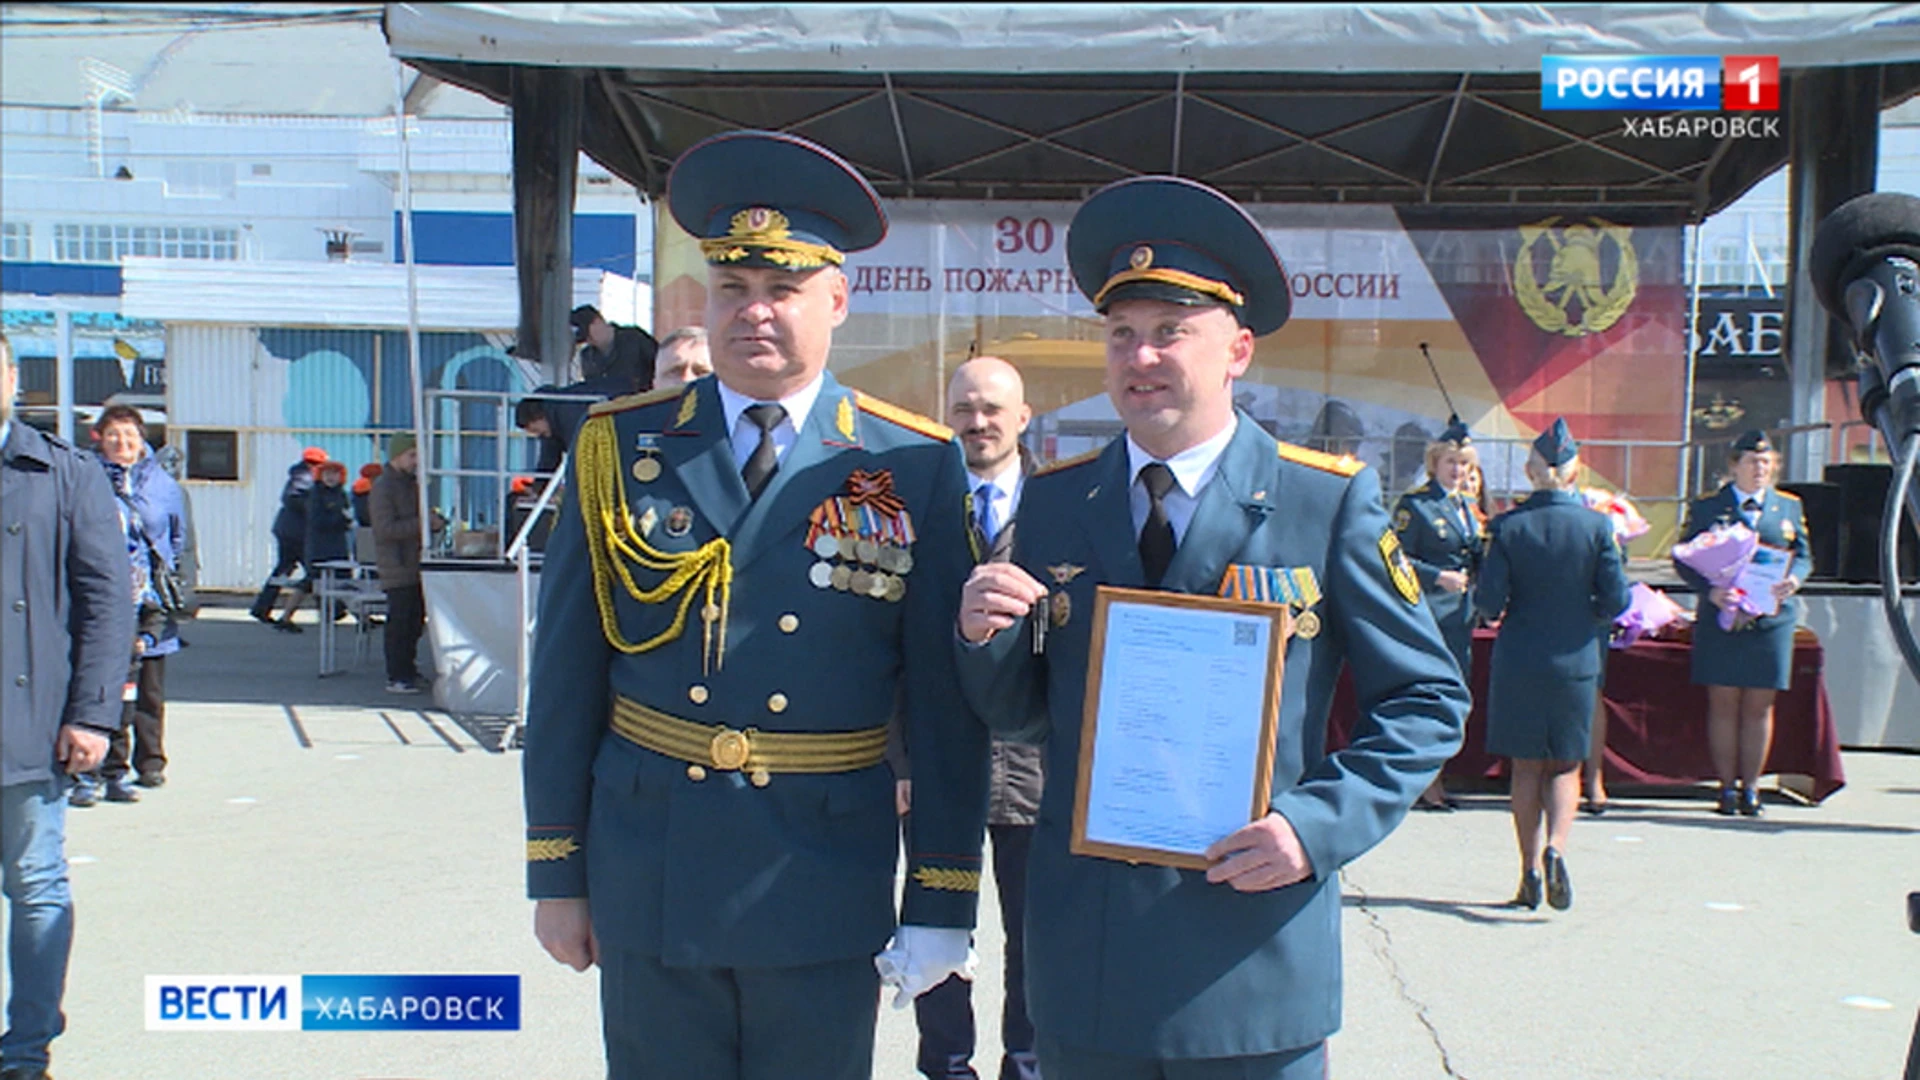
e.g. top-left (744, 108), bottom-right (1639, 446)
top-left (1824, 464), bottom-right (1920, 584)
top-left (1777, 481), bottom-right (1841, 580)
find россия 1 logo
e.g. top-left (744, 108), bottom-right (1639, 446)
top-left (1541, 55), bottom-right (1779, 112)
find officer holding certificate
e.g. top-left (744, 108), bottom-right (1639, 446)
top-left (523, 130), bottom-right (987, 1080)
top-left (954, 176), bottom-right (1469, 1078)
top-left (1673, 429), bottom-right (1811, 817)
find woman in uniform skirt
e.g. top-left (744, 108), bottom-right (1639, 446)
top-left (1476, 419), bottom-right (1632, 911)
top-left (1673, 430), bottom-right (1812, 817)
top-left (1393, 416), bottom-right (1482, 811)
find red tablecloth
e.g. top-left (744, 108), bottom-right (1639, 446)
top-left (1329, 628), bottom-right (1846, 802)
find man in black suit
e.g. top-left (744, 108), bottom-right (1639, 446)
top-left (896, 355), bottom-right (1042, 1080)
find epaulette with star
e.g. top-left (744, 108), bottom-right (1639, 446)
top-left (853, 391), bottom-right (953, 442)
top-left (1032, 447), bottom-right (1103, 477)
top-left (588, 384), bottom-right (683, 418)
top-left (1276, 441), bottom-right (1364, 477)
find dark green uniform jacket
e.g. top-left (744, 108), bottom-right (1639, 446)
top-left (956, 414), bottom-right (1468, 1058)
top-left (523, 372), bottom-right (989, 970)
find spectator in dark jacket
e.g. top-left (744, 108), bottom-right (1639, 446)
top-left (249, 447), bottom-right (323, 625)
top-left (352, 463), bottom-right (382, 528)
top-left (304, 462), bottom-right (354, 565)
top-left (371, 434), bottom-right (437, 694)
top-left (2, 332), bottom-right (136, 1077)
top-left (570, 304), bottom-right (656, 390)
top-left (266, 461), bottom-right (354, 629)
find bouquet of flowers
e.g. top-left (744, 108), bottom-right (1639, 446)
top-left (1669, 522), bottom-right (1769, 631)
top-left (1610, 582), bottom-right (1690, 648)
top-left (1581, 487), bottom-right (1651, 543)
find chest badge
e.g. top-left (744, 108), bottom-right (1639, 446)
top-left (632, 433), bottom-right (663, 483)
top-left (1046, 564), bottom-right (1085, 628)
top-left (665, 506), bottom-right (695, 539)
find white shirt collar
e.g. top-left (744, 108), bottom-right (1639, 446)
top-left (1732, 484), bottom-right (1766, 507)
top-left (968, 455), bottom-right (1024, 509)
top-left (716, 372), bottom-right (826, 442)
top-left (1126, 417), bottom-right (1238, 498)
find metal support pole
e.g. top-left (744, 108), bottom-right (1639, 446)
top-left (1786, 65), bottom-right (1882, 483)
top-left (1681, 223), bottom-right (1703, 499)
top-left (395, 61), bottom-right (430, 564)
top-left (511, 69), bottom-right (583, 387)
top-left (53, 310), bottom-right (73, 442)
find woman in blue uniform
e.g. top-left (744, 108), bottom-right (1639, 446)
top-left (1393, 416), bottom-right (1482, 811)
top-left (1673, 430), bottom-right (1811, 817)
top-left (1476, 419), bottom-right (1632, 911)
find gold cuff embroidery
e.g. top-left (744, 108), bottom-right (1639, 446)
top-left (527, 836), bottom-right (581, 862)
top-left (911, 867), bottom-right (982, 892)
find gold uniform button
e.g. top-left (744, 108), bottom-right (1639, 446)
top-left (689, 685), bottom-right (710, 705)
top-left (686, 765), bottom-right (707, 782)
top-left (767, 693), bottom-right (789, 714)
top-left (778, 613), bottom-right (800, 634)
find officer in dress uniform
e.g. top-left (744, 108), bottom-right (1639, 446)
top-left (1474, 418), bottom-right (1632, 911)
top-left (1673, 429), bottom-right (1811, 818)
top-left (1393, 416), bottom-right (1482, 812)
top-left (522, 130), bottom-right (988, 1080)
top-left (953, 176), bottom-right (1469, 1079)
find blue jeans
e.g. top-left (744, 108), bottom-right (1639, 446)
top-left (2, 780), bottom-right (72, 1068)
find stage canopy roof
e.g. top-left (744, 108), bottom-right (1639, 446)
top-left (386, 4), bottom-right (1920, 223)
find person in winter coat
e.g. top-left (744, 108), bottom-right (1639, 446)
top-left (352, 463), bottom-right (382, 527)
top-left (249, 447), bottom-right (323, 625)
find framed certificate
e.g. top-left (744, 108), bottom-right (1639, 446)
top-left (1070, 586), bottom-right (1290, 870)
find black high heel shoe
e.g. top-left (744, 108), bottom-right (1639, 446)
top-left (1544, 846), bottom-right (1573, 911)
top-left (1508, 870), bottom-right (1544, 910)
top-left (1715, 784), bottom-right (1740, 816)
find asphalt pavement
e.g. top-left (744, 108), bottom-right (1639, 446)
top-left (11, 598), bottom-right (1917, 1079)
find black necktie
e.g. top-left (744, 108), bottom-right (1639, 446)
top-left (1138, 462), bottom-right (1177, 586)
top-left (741, 403), bottom-right (787, 500)
top-left (1742, 497), bottom-right (1761, 516)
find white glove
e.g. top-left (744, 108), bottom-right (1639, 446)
top-left (874, 925), bottom-right (976, 1010)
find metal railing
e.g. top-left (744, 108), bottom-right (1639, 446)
top-left (418, 386), bottom-right (576, 562)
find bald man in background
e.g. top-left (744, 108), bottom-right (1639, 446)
top-left (894, 356), bottom-right (1043, 1080)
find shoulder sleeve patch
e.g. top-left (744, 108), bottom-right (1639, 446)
top-left (1032, 447), bottom-right (1104, 477)
top-left (1276, 440), bottom-right (1364, 477)
top-left (854, 390), bottom-right (953, 442)
top-left (587, 385), bottom-right (682, 418)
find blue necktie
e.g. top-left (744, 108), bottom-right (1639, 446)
top-left (975, 483), bottom-right (999, 545)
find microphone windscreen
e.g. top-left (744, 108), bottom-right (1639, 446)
top-left (1810, 191), bottom-right (1920, 317)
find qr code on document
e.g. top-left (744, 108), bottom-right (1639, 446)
top-left (1233, 620), bottom-right (1259, 646)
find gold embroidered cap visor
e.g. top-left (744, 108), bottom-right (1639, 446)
top-left (1068, 175), bottom-right (1290, 336)
top-left (667, 129), bottom-right (887, 271)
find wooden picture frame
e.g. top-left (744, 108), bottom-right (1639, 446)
top-left (1069, 585), bottom-right (1290, 870)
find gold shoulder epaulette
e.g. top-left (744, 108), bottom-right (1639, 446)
top-left (1032, 447), bottom-right (1103, 477)
top-left (588, 385), bottom-right (682, 418)
top-left (1775, 489), bottom-right (1802, 502)
top-left (854, 391), bottom-right (953, 442)
top-left (1277, 440), bottom-right (1364, 477)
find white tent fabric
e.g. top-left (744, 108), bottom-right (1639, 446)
top-left (386, 3), bottom-right (1920, 74)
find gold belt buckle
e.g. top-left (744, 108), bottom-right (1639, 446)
top-left (709, 727), bottom-right (752, 771)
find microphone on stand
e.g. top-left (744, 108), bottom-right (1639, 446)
top-left (1810, 191), bottom-right (1920, 684)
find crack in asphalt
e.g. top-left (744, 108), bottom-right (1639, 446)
top-left (1344, 870), bottom-right (1467, 1079)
